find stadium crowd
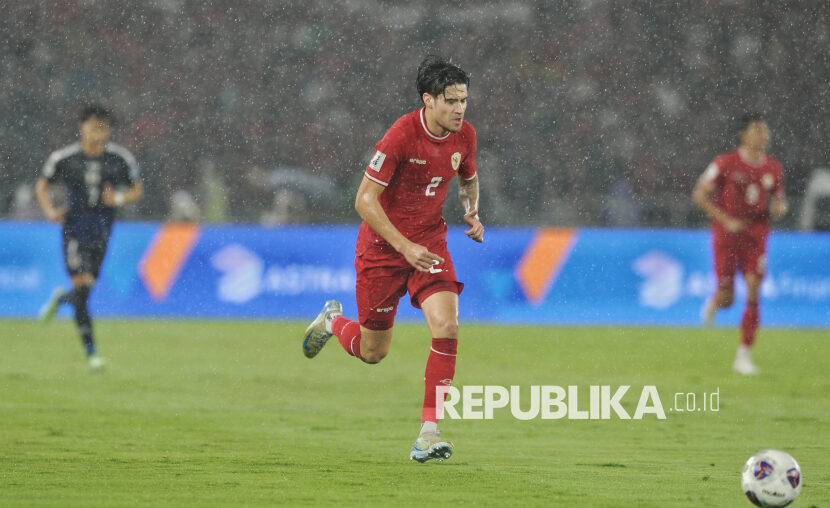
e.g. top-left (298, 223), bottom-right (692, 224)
top-left (2, 0), bottom-right (829, 226)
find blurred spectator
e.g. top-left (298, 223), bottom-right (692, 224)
top-left (168, 190), bottom-right (200, 222)
top-left (199, 159), bottom-right (228, 223)
top-left (603, 179), bottom-right (642, 228)
top-left (800, 167), bottom-right (830, 231)
top-left (260, 188), bottom-right (309, 226)
top-left (10, 183), bottom-right (41, 220)
top-left (246, 165), bottom-right (338, 224)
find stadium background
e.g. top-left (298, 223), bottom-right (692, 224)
top-left (2, 1), bottom-right (829, 325)
top-left (2, 1), bottom-right (830, 228)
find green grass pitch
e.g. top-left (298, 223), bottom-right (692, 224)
top-left (1, 319), bottom-right (827, 507)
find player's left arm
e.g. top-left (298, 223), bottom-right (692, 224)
top-left (458, 126), bottom-right (483, 242)
top-left (458, 174), bottom-right (483, 242)
top-left (102, 180), bottom-right (143, 207)
top-left (101, 149), bottom-right (143, 207)
top-left (770, 190), bottom-right (787, 220)
top-left (770, 167), bottom-right (788, 220)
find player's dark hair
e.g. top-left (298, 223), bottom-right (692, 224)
top-left (737, 112), bottom-right (765, 133)
top-left (417, 55), bottom-right (470, 102)
top-left (79, 104), bottom-right (113, 124)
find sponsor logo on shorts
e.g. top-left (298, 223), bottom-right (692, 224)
top-left (376, 306), bottom-right (394, 313)
top-left (409, 158), bottom-right (426, 165)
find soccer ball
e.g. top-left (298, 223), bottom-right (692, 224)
top-left (741, 449), bottom-right (802, 507)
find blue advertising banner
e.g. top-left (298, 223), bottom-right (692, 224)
top-left (0, 221), bottom-right (827, 326)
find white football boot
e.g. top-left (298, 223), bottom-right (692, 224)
top-left (732, 345), bottom-right (760, 375)
top-left (410, 431), bottom-right (454, 463)
top-left (39, 287), bottom-right (66, 323)
top-left (88, 354), bottom-right (107, 372)
top-left (302, 300), bottom-right (342, 358)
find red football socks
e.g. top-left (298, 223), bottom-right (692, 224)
top-left (741, 301), bottom-right (759, 346)
top-left (422, 338), bottom-right (458, 423)
top-left (332, 316), bottom-right (362, 359)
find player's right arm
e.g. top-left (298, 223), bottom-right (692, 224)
top-left (692, 161), bottom-right (744, 233)
top-left (354, 176), bottom-right (444, 272)
top-left (35, 177), bottom-right (65, 223)
top-left (36, 150), bottom-right (68, 223)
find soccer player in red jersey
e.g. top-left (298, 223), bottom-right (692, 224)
top-left (302, 56), bottom-right (483, 462)
top-left (692, 113), bottom-right (788, 375)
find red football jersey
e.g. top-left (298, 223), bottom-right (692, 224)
top-left (358, 107), bottom-right (477, 248)
top-left (702, 148), bottom-right (784, 225)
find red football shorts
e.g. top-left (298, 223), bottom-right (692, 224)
top-left (354, 236), bottom-right (464, 331)
top-left (712, 224), bottom-right (769, 290)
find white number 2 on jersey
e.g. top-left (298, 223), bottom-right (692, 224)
top-left (425, 176), bottom-right (443, 196)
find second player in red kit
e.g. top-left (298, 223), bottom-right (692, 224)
top-left (693, 113), bottom-right (787, 375)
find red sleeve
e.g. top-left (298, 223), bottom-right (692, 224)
top-left (364, 124), bottom-right (406, 187)
top-left (459, 124), bottom-right (477, 180)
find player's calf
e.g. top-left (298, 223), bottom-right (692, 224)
top-left (359, 344), bottom-right (389, 364)
top-left (700, 297), bottom-right (717, 327)
top-left (717, 289), bottom-right (734, 308)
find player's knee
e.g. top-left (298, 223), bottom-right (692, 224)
top-left (72, 274), bottom-right (95, 287)
top-left (433, 319), bottom-right (458, 339)
top-left (361, 349), bottom-right (388, 364)
top-left (719, 291), bottom-right (734, 308)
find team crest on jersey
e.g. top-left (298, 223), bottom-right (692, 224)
top-left (451, 152), bottom-right (461, 171)
top-left (369, 150), bottom-right (386, 172)
top-left (762, 173), bottom-right (774, 190)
